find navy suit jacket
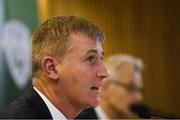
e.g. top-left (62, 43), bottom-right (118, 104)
top-left (0, 89), bottom-right (52, 119)
top-left (76, 108), bottom-right (98, 119)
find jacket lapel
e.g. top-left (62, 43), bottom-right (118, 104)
top-left (26, 89), bottom-right (52, 119)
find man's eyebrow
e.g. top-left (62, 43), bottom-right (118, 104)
top-left (85, 49), bottom-right (104, 59)
top-left (86, 49), bottom-right (104, 56)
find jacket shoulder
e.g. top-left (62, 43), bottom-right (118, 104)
top-left (0, 89), bottom-right (52, 119)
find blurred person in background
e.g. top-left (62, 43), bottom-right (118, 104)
top-left (0, 16), bottom-right (109, 119)
top-left (76, 54), bottom-right (144, 119)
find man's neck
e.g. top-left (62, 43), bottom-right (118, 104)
top-left (33, 77), bottom-right (82, 119)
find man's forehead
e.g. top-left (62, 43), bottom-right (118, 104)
top-left (114, 64), bottom-right (138, 81)
top-left (67, 33), bottom-right (103, 55)
top-left (67, 45), bottom-right (104, 57)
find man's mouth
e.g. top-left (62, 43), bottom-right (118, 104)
top-left (91, 86), bottom-right (100, 90)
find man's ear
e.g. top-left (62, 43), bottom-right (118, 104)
top-left (41, 56), bottom-right (59, 81)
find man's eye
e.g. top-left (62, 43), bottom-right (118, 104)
top-left (86, 56), bottom-right (96, 65)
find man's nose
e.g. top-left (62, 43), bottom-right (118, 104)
top-left (96, 62), bottom-right (109, 79)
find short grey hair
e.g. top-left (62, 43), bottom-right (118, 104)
top-left (32, 16), bottom-right (105, 77)
top-left (105, 54), bottom-right (144, 79)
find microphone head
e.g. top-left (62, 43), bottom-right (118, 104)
top-left (130, 103), bottom-right (179, 119)
top-left (130, 103), bottom-right (152, 118)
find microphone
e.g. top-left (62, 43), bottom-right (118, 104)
top-left (130, 103), bottom-right (179, 119)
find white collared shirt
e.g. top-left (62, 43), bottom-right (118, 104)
top-left (34, 87), bottom-right (67, 120)
top-left (95, 106), bottom-right (109, 120)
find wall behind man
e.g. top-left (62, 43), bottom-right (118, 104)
top-left (38, 0), bottom-right (180, 116)
top-left (0, 0), bottom-right (39, 107)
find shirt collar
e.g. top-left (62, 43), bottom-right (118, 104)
top-left (34, 87), bottom-right (67, 120)
top-left (95, 106), bottom-right (109, 120)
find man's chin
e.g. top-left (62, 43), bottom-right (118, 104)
top-left (87, 98), bottom-right (100, 108)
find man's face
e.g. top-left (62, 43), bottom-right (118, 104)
top-left (55, 33), bottom-right (108, 109)
top-left (103, 63), bottom-right (143, 116)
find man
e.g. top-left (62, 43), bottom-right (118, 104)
top-left (76, 54), bottom-right (144, 119)
top-left (0, 16), bottom-right (109, 119)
